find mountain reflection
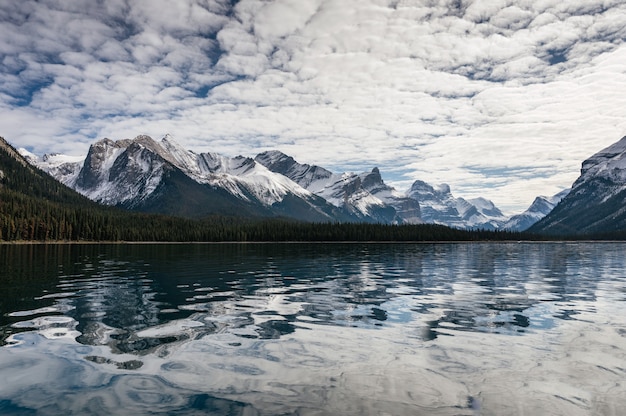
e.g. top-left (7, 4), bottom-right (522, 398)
top-left (2, 243), bottom-right (626, 415)
top-left (1, 243), bottom-right (616, 352)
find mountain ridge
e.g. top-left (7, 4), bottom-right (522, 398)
top-left (24, 135), bottom-right (358, 222)
top-left (3, 134), bottom-right (530, 242)
top-left (22, 134), bottom-right (551, 229)
top-left (503, 189), bottom-right (569, 232)
top-left (530, 135), bottom-right (626, 235)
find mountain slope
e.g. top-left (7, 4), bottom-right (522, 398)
top-left (503, 189), bottom-right (569, 231)
top-left (530, 136), bottom-right (626, 235)
top-left (0, 136), bottom-right (528, 242)
top-left (1, 137), bottom-right (95, 207)
top-left (255, 151), bottom-right (420, 224)
top-left (29, 135), bottom-right (350, 222)
top-left (0, 135), bottom-right (141, 241)
top-left (358, 168), bottom-right (421, 224)
top-left (256, 150), bottom-right (514, 228)
top-left (407, 180), bottom-right (507, 230)
top-left (23, 135), bottom-right (525, 228)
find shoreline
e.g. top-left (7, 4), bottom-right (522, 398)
top-left (0, 239), bottom-right (621, 245)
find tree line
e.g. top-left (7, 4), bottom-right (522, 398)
top-left (1, 186), bottom-right (533, 242)
top-left (0, 136), bottom-right (573, 242)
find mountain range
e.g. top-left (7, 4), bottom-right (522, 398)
top-left (0, 135), bottom-right (494, 243)
top-left (22, 134), bottom-right (553, 230)
top-left (20, 134), bottom-right (565, 230)
top-left (13, 133), bottom-right (626, 235)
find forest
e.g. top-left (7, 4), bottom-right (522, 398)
top-left (1, 186), bottom-right (529, 242)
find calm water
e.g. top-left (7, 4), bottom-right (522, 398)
top-left (0, 242), bottom-right (625, 415)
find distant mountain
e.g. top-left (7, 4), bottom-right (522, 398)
top-left (26, 135), bottom-right (354, 222)
top-left (407, 180), bottom-right (507, 230)
top-left (3, 135), bottom-right (242, 241)
top-left (1, 137), bottom-right (94, 208)
top-left (255, 151), bottom-right (419, 224)
top-left (1, 135), bottom-right (506, 243)
top-left (503, 189), bottom-right (569, 231)
top-left (24, 134), bottom-right (537, 229)
top-left (530, 136), bottom-right (626, 235)
top-left (255, 150), bottom-right (510, 228)
top-left (0, 135), bottom-right (119, 240)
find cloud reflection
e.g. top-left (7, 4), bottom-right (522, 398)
top-left (1, 243), bottom-right (625, 414)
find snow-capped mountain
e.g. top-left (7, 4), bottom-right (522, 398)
top-left (530, 135), bottom-right (626, 234)
top-left (407, 180), bottom-right (507, 230)
top-left (255, 151), bottom-right (420, 224)
top-left (503, 189), bottom-right (569, 231)
top-left (254, 150), bottom-right (334, 190)
top-left (23, 134), bottom-right (561, 229)
top-left (27, 135), bottom-right (354, 222)
top-left (255, 150), bottom-right (512, 228)
top-left (358, 168), bottom-right (422, 224)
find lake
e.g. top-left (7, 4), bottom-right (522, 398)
top-left (0, 242), bottom-right (625, 415)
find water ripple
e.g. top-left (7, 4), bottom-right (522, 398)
top-left (1, 242), bottom-right (626, 414)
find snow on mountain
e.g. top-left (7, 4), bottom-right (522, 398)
top-left (357, 168), bottom-right (421, 224)
top-left (19, 148), bottom-right (85, 188)
top-left (503, 189), bottom-right (569, 231)
top-left (26, 135), bottom-right (345, 221)
top-left (42, 154), bottom-right (85, 188)
top-left (17, 147), bottom-right (38, 164)
top-left (578, 136), bottom-right (626, 186)
top-left (464, 197), bottom-right (508, 228)
top-left (72, 137), bottom-right (168, 206)
top-left (256, 151), bottom-right (418, 223)
top-left (155, 135), bottom-right (316, 207)
top-left (256, 150), bottom-right (516, 228)
top-left (566, 135), bottom-right (626, 204)
top-left (257, 151), bottom-right (373, 217)
top-left (530, 135), bottom-right (626, 234)
top-left (19, 134), bottom-right (555, 229)
top-left (255, 151), bottom-right (333, 190)
top-left (303, 169), bottom-right (399, 223)
top-left (407, 180), bottom-right (506, 230)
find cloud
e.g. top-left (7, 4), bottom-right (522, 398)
top-left (2, 0), bottom-right (626, 213)
top-left (253, 0), bottom-right (321, 41)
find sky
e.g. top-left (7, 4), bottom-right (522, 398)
top-left (2, 0), bottom-right (626, 214)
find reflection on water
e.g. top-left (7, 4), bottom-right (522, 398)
top-left (1, 242), bottom-right (626, 415)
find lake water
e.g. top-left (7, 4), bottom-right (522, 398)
top-left (0, 242), bottom-right (625, 415)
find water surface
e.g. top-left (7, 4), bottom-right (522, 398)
top-left (0, 242), bottom-right (625, 415)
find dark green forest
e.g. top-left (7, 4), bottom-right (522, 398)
top-left (0, 136), bottom-right (550, 242)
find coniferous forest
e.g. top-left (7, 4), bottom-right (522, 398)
top-left (0, 136), bottom-right (550, 242)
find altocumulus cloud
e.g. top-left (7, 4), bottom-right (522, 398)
top-left (2, 0), bottom-right (626, 213)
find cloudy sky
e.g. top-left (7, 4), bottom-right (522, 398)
top-left (2, 0), bottom-right (626, 213)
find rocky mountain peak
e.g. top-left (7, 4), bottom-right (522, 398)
top-left (576, 135), bottom-right (626, 186)
top-left (360, 167), bottom-right (384, 191)
top-left (76, 138), bottom-right (126, 189)
top-left (436, 184), bottom-right (451, 195)
top-left (409, 180), bottom-right (450, 198)
top-left (255, 150), bottom-right (333, 189)
top-left (255, 150), bottom-right (289, 165)
top-left (530, 135), bottom-right (626, 234)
